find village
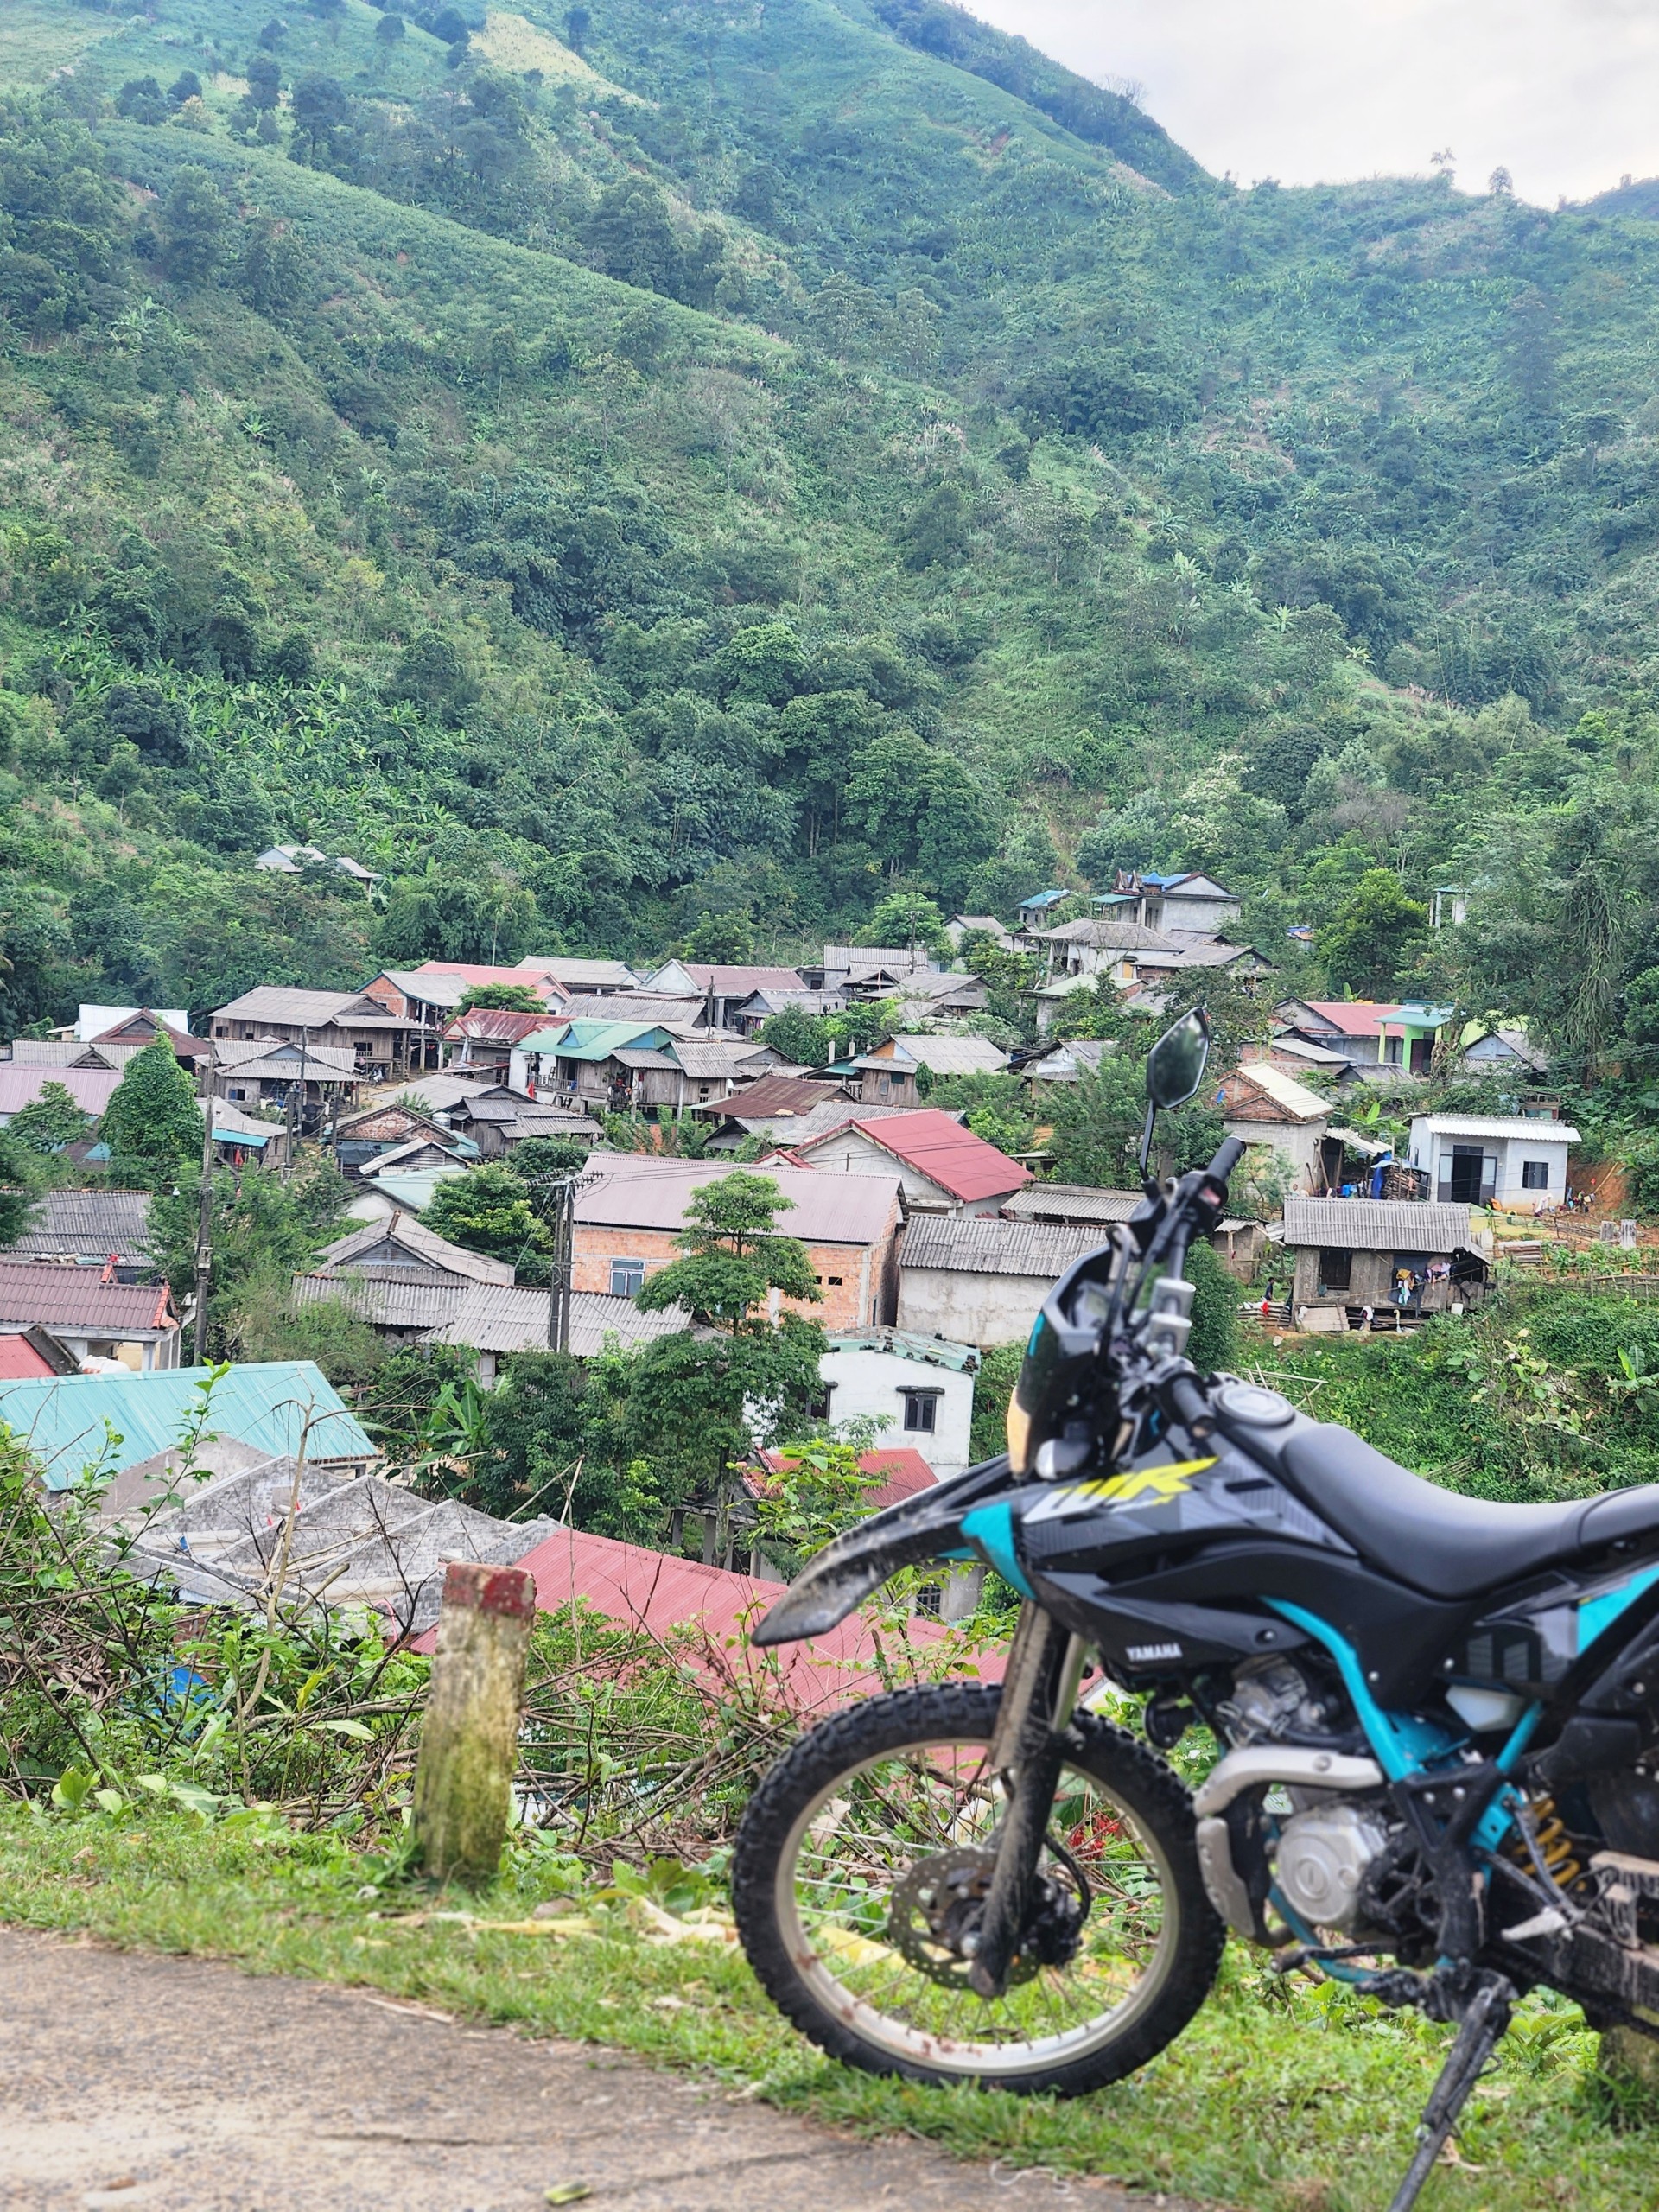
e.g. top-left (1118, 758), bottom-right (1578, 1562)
top-left (0, 865), bottom-right (1636, 1660)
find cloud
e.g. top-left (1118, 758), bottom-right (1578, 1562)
top-left (967, 0), bottom-right (1659, 205)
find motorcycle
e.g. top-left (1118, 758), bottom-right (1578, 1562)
top-left (731, 1007), bottom-right (1659, 2212)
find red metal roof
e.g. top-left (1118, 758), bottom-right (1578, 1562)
top-left (442, 1008), bottom-right (555, 1043)
top-left (410, 963), bottom-right (565, 997)
top-left (0, 1333), bottom-right (58, 1378)
top-left (409, 1523), bottom-right (992, 1712)
top-left (0, 1067), bottom-right (123, 1120)
top-left (757, 1445), bottom-right (938, 1513)
top-left (1296, 1001), bottom-right (1403, 1038)
top-left (0, 1263), bottom-right (174, 1333)
top-left (821, 1109), bottom-right (1032, 1203)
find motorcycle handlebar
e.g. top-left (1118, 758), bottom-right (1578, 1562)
top-left (1156, 1367), bottom-right (1216, 1440)
top-left (1205, 1135), bottom-right (1247, 1183)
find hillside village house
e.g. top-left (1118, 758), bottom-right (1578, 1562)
top-left (644, 960), bottom-right (808, 1028)
top-left (1093, 870), bottom-right (1243, 937)
top-left (786, 1109), bottom-right (1031, 1215)
top-left (1216, 1061), bottom-right (1332, 1192)
top-left (210, 987), bottom-right (418, 1081)
top-left (1408, 1111), bottom-right (1582, 1210)
top-left (72, 1006), bottom-right (213, 1069)
top-left (817, 1328), bottom-right (979, 1481)
top-left (571, 1156), bottom-right (904, 1330)
top-left (1281, 1196), bottom-right (1488, 1325)
top-left (439, 1086), bottom-right (597, 1158)
top-left (1274, 1000), bottom-right (1452, 1081)
top-left (0, 1063), bottom-right (123, 1127)
top-left (5, 1190), bottom-right (154, 1275)
top-left (728, 986), bottom-right (847, 1035)
top-left (334, 1101), bottom-right (470, 1178)
top-left (0, 1262), bottom-right (181, 1371)
top-left (897, 1214), bottom-right (1104, 1347)
top-left (829, 1033), bottom-right (1008, 1108)
top-left (214, 1039), bottom-right (359, 1116)
top-left (891, 969), bottom-right (991, 1020)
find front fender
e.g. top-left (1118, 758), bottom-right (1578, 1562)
top-left (751, 1454), bottom-right (1020, 1646)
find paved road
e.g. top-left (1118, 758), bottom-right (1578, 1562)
top-left (0, 1928), bottom-right (1195, 2211)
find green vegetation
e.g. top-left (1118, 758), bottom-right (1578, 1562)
top-left (2, 1802), bottom-right (1650, 2212)
top-left (0, 0), bottom-right (1656, 1122)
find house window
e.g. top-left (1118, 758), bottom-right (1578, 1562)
top-left (1522, 1160), bottom-right (1551, 1191)
top-left (610, 1258), bottom-right (645, 1296)
top-left (826, 1274), bottom-right (843, 1287)
top-left (1318, 1249), bottom-right (1352, 1294)
top-left (901, 1389), bottom-right (940, 1433)
top-left (809, 1382), bottom-right (836, 1421)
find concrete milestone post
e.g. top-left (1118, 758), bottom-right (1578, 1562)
top-left (413, 1562), bottom-right (537, 1886)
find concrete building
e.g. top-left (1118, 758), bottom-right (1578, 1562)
top-left (896, 1215), bottom-right (1105, 1347)
top-left (571, 1156), bottom-right (904, 1330)
top-left (817, 1329), bottom-right (979, 1481)
top-left (1408, 1112), bottom-right (1581, 1211)
top-left (1217, 1061), bottom-right (1332, 1192)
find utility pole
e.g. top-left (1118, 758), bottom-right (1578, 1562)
top-left (192, 1046), bottom-right (217, 1367)
top-left (546, 1174), bottom-right (575, 1354)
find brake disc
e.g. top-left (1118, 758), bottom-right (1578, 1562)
top-left (888, 1846), bottom-right (1085, 1987)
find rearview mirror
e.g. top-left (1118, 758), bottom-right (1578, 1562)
top-left (1138, 1007), bottom-right (1211, 1177)
top-left (1146, 1007), bottom-right (1211, 1110)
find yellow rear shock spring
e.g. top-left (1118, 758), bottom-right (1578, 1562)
top-left (1513, 1795), bottom-right (1582, 1891)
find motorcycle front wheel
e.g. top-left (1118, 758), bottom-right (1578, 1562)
top-left (732, 1681), bottom-right (1223, 2094)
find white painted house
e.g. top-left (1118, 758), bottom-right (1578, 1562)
top-left (818, 1329), bottom-right (979, 1481)
top-left (1408, 1113), bottom-right (1580, 1211)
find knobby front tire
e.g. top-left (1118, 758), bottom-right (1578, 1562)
top-left (732, 1681), bottom-right (1224, 2094)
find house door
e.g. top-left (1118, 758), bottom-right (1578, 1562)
top-left (1444, 1144), bottom-right (1489, 1203)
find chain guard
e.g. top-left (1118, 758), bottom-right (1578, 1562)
top-left (889, 1846), bottom-right (1086, 1989)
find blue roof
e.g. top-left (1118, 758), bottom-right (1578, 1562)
top-left (0, 1361), bottom-right (376, 1490)
top-left (1020, 889), bottom-right (1071, 912)
top-left (549, 1020), bottom-right (672, 1063)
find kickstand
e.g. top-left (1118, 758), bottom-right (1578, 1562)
top-left (1384, 1974), bottom-right (1515, 2212)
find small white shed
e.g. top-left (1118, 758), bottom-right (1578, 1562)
top-left (1408, 1113), bottom-right (1580, 1211)
top-left (818, 1329), bottom-right (979, 1481)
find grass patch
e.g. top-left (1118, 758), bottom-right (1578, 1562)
top-left (0, 1802), bottom-right (1652, 2211)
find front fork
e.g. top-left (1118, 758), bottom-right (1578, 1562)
top-left (969, 1605), bottom-right (1089, 1999)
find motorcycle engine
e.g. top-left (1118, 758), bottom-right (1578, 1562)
top-left (1218, 1655), bottom-right (1333, 1745)
top-left (1274, 1802), bottom-right (1392, 1933)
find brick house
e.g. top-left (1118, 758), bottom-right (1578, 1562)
top-left (571, 1157), bottom-right (904, 1329)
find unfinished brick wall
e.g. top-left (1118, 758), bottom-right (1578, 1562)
top-left (571, 1226), bottom-right (897, 1329)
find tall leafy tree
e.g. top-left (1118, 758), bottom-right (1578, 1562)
top-left (99, 1040), bottom-right (201, 1193)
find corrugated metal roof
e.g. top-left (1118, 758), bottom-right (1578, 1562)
top-left (513, 957), bottom-right (639, 988)
top-left (1287, 1000), bottom-right (1403, 1038)
top-left (293, 1274), bottom-right (461, 1329)
top-left (886, 1035), bottom-right (1008, 1075)
top-left (824, 1326), bottom-right (978, 1371)
top-left (901, 1215), bottom-right (1109, 1275)
top-left (0, 1262), bottom-right (172, 1332)
top-left (1227, 1062), bottom-right (1331, 1122)
top-left (213, 988), bottom-right (401, 1027)
top-left (1409, 1114), bottom-right (1581, 1143)
top-left (0, 1362), bottom-right (376, 1489)
top-left (5, 1039), bottom-right (137, 1069)
top-left (575, 1156), bottom-right (901, 1245)
top-left (215, 1041), bottom-right (358, 1077)
top-left (1038, 920), bottom-right (1181, 949)
top-left (407, 1524), bottom-right (982, 1711)
top-left (6, 1190), bottom-right (152, 1263)
top-left (426, 1285), bottom-right (687, 1356)
top-left (676, 963), bottom-right (808, 994)
top-left (808, 1110), bottom-right (1030, 1204)
top-left (1004, 1184), bottom-right (1141, 1224)
top-left (612, 1046), bottom-right (680, 1070)
top-left (721, 1097), bottom-right (918, 1146)
top-left (0, 1066), bottom-right (122, 1120)
top-left (755, 1445), bottom-right (940, 1512)
top-left (822, 947), bottom-right (935, 975)
top-left (443, 1009), bottom-right (556, 1043)
top-left (705, 1076), bottom-right (848, 1120)
top-left (548, 1020), bottom-right (673, 1063)
top-left (318, 1214), bottom-right (515, 1284)
top-left (668, 1040), bottom-right (774, 1077)
top-left (1282, 1197), bottom-right (1474, 1252)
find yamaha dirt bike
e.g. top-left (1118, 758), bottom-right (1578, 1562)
top-left (732, 1009), bottom-right (1659, 2211)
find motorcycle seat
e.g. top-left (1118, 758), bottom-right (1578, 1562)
top-left (1279, 1423), bottom-right (1659, 1600)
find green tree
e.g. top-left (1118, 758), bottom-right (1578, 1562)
top-left (162, 168), bottom-right (229, 286)
top-left (1185, 1237), bottom-right (1238, 1374)
top-left (637, 1171), bottom-right (821, 1331)
top-left (454, 981), bottom-right (545, 1014)
top-left (99, 1041), bottom-right (201, 1193)
top-left (5, 1079), bottom-right (92, 1171)
top-left (150, 1154), bottom-right (351, 1357)
top-left (480, 1348), bottom-right (592, 1522)
top-left (860, 891), bottom-right (950, 960)
top-left (422, 1163), bottom-right (547, 1273)
top-left (760, 1008), bottom-right (832, 1067)
top-left (1315, 869), bottom-right (1430, 998)
top-left (0, 1129), bottom-right (43, 1249)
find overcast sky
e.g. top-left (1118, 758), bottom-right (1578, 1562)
top-left (969, 0), bottom-right (1659, 207)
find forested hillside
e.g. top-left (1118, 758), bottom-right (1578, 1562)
top-left (4, 0), bottom-right (1659, 1098)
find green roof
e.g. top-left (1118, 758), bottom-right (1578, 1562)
top-left (0, 1362), bottom-right (376, 1490)
top-left (550, 1020), bottom-right (672, 1063)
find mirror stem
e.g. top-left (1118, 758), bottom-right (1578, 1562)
top-left (1137, 1098), bottom-right (1156, 1178)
